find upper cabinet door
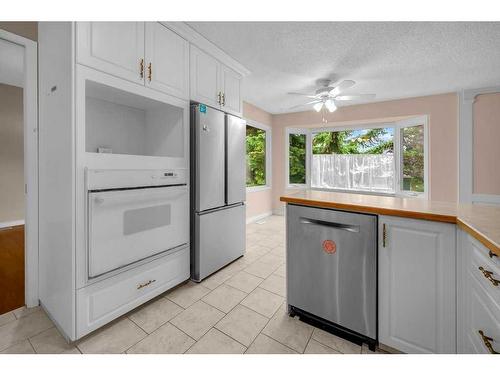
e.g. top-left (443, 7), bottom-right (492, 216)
top-left (145, 23), bottom-right (189, 99)
top-left (378, 216), bottom-right (456, 354)
top-left (220, 65), bottom-right (242, 116)
top-left (190, 45), bottom-right (220, 108)
top-left (77, 22), bottom-right (145, 84)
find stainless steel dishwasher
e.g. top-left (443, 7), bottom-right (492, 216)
top-left (286, 204), bottom-right (377, 350)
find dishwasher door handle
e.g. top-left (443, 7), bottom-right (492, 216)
top-left (299, 217), bottom-right (360, 233)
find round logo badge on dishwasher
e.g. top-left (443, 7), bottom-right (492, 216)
top-left (322, 240), bottom-right (336, 254)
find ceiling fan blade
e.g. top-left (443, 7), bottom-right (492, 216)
top-left (288, 100), bottom-right (321, 110)
top-left (287, 92), bottom-right (318, 99)
top-left (334, 94), bottom-right (376, 101)
top-left (329, 80), bottom-right (356, 96)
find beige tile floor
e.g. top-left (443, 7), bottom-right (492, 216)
top-left (0, 215), bottom-right (385, 354)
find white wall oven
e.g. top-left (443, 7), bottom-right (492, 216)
top-left (86, 169), bottom-right (189, 279)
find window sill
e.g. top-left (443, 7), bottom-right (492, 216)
top-left (286, 184), bottom-right (308, 190)
top-left (246, 185), bottom-right (272, 193)
top-left (311, 187), bottom-right (426, 199)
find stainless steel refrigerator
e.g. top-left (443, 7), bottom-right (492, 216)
top-left (190, 103), bottom-right (246, 282)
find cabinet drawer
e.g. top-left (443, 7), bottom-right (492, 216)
top-left (470, 238), bottom-right (500, 303)
top-left (76, 247), bottom-right (189, 338)
top-left (466, 272), bottom-right (500, 353)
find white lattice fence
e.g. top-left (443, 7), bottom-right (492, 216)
top-left (311, 154), bottom-right (395, 192)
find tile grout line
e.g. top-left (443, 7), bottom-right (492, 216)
top-left (211, 301), bottom-right (270, 349)
top-left (168, 300), bottom-right (229, 345)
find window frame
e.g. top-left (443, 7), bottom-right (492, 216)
top-left (245, 119), bottom-right (272, 192)
top-left (285, 115), bottom-right (428, 198)
top-left (285, 127), bottom-right (310, 189)
top-left (394, 115), bottom-right (429, 198)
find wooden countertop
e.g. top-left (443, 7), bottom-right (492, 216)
top-left (280, 190), bottom-right (500, 256)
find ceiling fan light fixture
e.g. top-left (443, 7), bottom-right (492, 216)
top-left (325, 100), bottom-right (337, 113)
top-left (313, 102), bottom-right (324, 112)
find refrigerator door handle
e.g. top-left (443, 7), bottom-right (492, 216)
top-left (198, 202), bottom-right (244, 216)
top-left (299, 217), bottom-right (360, 233)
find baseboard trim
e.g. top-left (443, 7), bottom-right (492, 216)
top-left (246, 211), bottom-right (272, 224)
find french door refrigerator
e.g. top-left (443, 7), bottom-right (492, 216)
top-left (190, 103), bottom-right (246, 281)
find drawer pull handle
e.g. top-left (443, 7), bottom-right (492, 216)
top-left (137, 279), bottom-right (156, 290)
top-left (489, 250), bottom-right (498, 259)
top-left (478, 330), bottom-right (499, 354)
top-left (479, 266), bottom-right (499, 287)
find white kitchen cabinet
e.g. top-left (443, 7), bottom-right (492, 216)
top-left (220, 64), bottom-right (243, 115)
top-left (145, 22), bottom-right (189, 99)
top-left (190, 45), bottom-right (243, 116)
top-left (77, 22), bottom-right (189, 99)
top-left (77, 22), bottom-right (145, 84)
top-left (378, 215), bottom-right (456, 353)
top-left (190, 45), bottom-right (220, 108)
top-left (457, 229), bottom-right (500, 354)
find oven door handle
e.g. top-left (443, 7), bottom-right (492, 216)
top-left (299, 217), bottom-right (360, 233)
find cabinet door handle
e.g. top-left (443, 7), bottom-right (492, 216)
top-left (217, 91), bottom-right (221, 105)
top-left (489, 250), bottom-right (498, 259)
top-left (479, 266), bottom-right (500, 287)
top-left (382, 223), bottom-right (387, 247)
top-left (137, 279), bottom-right (156, 290)
top-left (221, 92), bottom-right (225, 106)
top-left (147, 63), bottom-right (152, 82)
top-left (478, 330), bottom-right (499, 354)
top-left (139, 58), bottom-right (144, 79)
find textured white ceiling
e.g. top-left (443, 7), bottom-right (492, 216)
top-left (187, 22), bottom-right (500, 114)
top-left (0, 38), bottom-right (24, 88)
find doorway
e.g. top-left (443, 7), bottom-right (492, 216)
top-left (0, 29), bottom-right (38, 314)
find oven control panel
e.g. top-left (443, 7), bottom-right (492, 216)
top-left (86, 168), bottom-right (187, 190)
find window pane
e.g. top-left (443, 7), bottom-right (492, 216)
top-left (289, 133), bottom-right (306, 184)
top-left (311, 128), bottom-right (394, 193)
top-left (246, 125), bottom-right (266, 187)
top-left (401, 125), bottom-right (424, 193)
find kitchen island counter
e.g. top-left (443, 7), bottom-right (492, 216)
top-left (280, 190), bottom-right (500, 256)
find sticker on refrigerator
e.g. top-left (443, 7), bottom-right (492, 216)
top-left (199, 104), bottom-right (207, 113)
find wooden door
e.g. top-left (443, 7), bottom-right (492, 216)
top-left (145, 23), bottom-right (189, 99)
top-left (77, 22), bottom-right (145, 85)
top-left (0, 225), bottom-right (24, 314)
top-left (378, 215), bottom-right (456, 353)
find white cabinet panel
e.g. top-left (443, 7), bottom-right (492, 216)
top-left (190, 45), bottom-right (220, 108)
top-left (145, 23), bottom-right (189, 99)
top-left (77, 22), bottom-right (145, 84)
top-left (221, 65), bottom-right (242, 116)
top-left (76, 247), bottom-right (189, 338)
top-left (378, 216), bottom-right (456, 353)
top-left (458, 230), bottom-right (500, 354)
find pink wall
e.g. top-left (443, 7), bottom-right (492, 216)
top-left (243, 102), bottom-right (274, 220)
top-left (271, 93), bottom-right (459, 213)
top-left (473, 93), bottom-right (500, 195)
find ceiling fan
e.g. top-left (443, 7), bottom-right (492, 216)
top-left (288, 79), bottom-right (375, 113)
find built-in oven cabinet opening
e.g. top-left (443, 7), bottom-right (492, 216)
top-left (83, 78), bottom-right (186, 161)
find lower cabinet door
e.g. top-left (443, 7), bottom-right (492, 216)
top-left (76, 247), bottom-right (189, 339)
top-left (378, 215), bottom-right (457, 353)
top-left (458, 230), bottom-right (500, 354)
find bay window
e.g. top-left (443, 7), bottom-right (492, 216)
top-left (285, 116), bottom-right (428, 197)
